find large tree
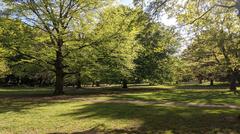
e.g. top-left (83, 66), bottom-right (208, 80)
top-left (2, 0), bottom-right (110, 95)
top-left (134, 22), bottom-right (180, 84)
top-left (92, 6), bottom-right (143, 88)
top-left (178, 1), bottom-right (240, 93)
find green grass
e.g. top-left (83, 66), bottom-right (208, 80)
top-left (118, 90), bottom-right (240, 105)
top-left (0, 85), bottom-right (240, 134)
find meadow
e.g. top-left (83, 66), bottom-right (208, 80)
top-left (0, 84), bottom-right (240, 134)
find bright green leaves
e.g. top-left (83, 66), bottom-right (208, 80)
top-left (91, 6), bottom-right (143, 82)
top-left (174, 0), bottom-right (240, 83)
top-left (135, 19), bottom-right (180, 84)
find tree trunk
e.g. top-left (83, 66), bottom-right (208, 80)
top-left (210, 79), bottom-right (214, 86)
top-left (18, 77), bottom-right (21, 86)
top-left (176, 81), bottom-right (179, 85)
top-left (122, 79), bottom-right (128, 88)
top-left (38, 77), bottom-right (43, 87)
top-left (76, 79), bottom-right (82, 89)
top-left (53, 40), bottom-right (64, 95)
top-left (230, 69), bottom-right (239, 95)
top-left (54, 68), bottom-right (64, 95)
top-left (199, 79), bottom-right (203, 84)
top-left (92, 81), bottom-right (95, 87)
top-left (76, 76), bottom-right (82, 89)
top-left (96, 81), bottom-right (100, 87)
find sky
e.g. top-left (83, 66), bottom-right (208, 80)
top-left (119, 0), bottom-right (177, 26)
top-left (120, 0), bottom-right (133, 6)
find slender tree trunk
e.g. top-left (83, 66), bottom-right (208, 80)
top-left (230, 69), bottom-right (239, 95)
top-left (210, 79), bottom-right (214, 86)
top-left (199, 79), bottom-right (203, 84)
top-left (75, 73), bottom-right (82, 89)
top-left (54, 40), bottom-right (64, 95)
top-left (92, 81), bottom-right (95, 87)
top-left (18, 77), bottom-right (21, 86)
top-left (76, 79), bottom-right (82, 89)
top-left (76, 75), bottom-right (82, 89)
top-left (176, 81), bottom-right (179, 85)
top-left (122, 79), bottom-right (128, 88)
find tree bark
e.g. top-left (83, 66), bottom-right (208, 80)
top-left (122, 79), bottom-right (128, 88)
top-left (76, 79), bottom-right (82, 89)
top-left (199, 79), bottom-right (203, 84)
top-left (76, 74), bottom-right (82, 89)
top-left (230, 69), bottom-right (239, 95)
top-left (96, 81), bottom-right (100, 87)
top-left (210, 79), bottom-right (214, 86)
top-left (53, 40), bottom-right (64, 95)
top-left (92, 81), bottom-right (95, 87)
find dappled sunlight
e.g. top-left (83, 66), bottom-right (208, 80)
top-left (60, 102), bottom-right (240, 133)
top-left (119, 89), bottom-right (240, 106)
top-left (0, 0), bottom-right (240, 133)
top-left (0, 86), bottom-right (240, 133)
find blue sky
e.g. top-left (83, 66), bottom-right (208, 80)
top-left (120, 0), bottom-right (132, 5)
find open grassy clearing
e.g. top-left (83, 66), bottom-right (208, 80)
top-left (0, 85), bottom-right (240, 134)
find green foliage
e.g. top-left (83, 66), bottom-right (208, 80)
top-left (90, 6), bottom-right (144, 83)
top-left (180, 1), bottom-right (240, 83)
top-left (0, 59), bottom-right (10, 78)
top-left (134, 21), bottom-right (180, 84)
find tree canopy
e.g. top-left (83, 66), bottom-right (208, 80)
top-left (0, 0), bottom-right (239, 94)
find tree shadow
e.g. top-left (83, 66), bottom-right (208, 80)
top-left (176, 84), bottom-right (230, 90)
top-left (0, 86), bottom-right (169, 98)
top-left (115, 90), bottom-right (240, 106)
top-left (0, 97), bottom-right (71, 114)
top-left (60, 102), bottom-right (240, 133)
top-left (0, 87), bottom-right (53, 98)
top-left (0, 83), bottom-right (234, 99)
top-left (0, 85), bottom-right (238, 116)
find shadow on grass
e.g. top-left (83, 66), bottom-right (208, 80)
top-left (59, 102), bottom-right (240, 133)
top-left (0, 86), bottom-right (169, 99)
top-left (176, 84), bottom-right (230, 90)
top-left (116, 90), bottom-right (240, 106)
top-left (0, 87), bottom-right (54, 98)
top-left (0, 85), bottom-right (238, 115)
top-left (0, 98), bottom-right (72, 114)
top-left (0, 83), bottom-right (234, 98)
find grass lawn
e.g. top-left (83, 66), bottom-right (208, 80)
top-left (0, 85), bottom-right (240, 134)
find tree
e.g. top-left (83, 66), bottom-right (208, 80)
top-left (178, 2), bottom-right (240, 93)
top-left (86, 6), bottom-right (143, 88)
top-left (0, 59), bottom-right (10, 78)
top-left (134, 21), bottom-right (180, 85)
top-left (2, 0), bottom-right (110, 95)
top-left (182, 39), bottom-right (227, 86)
